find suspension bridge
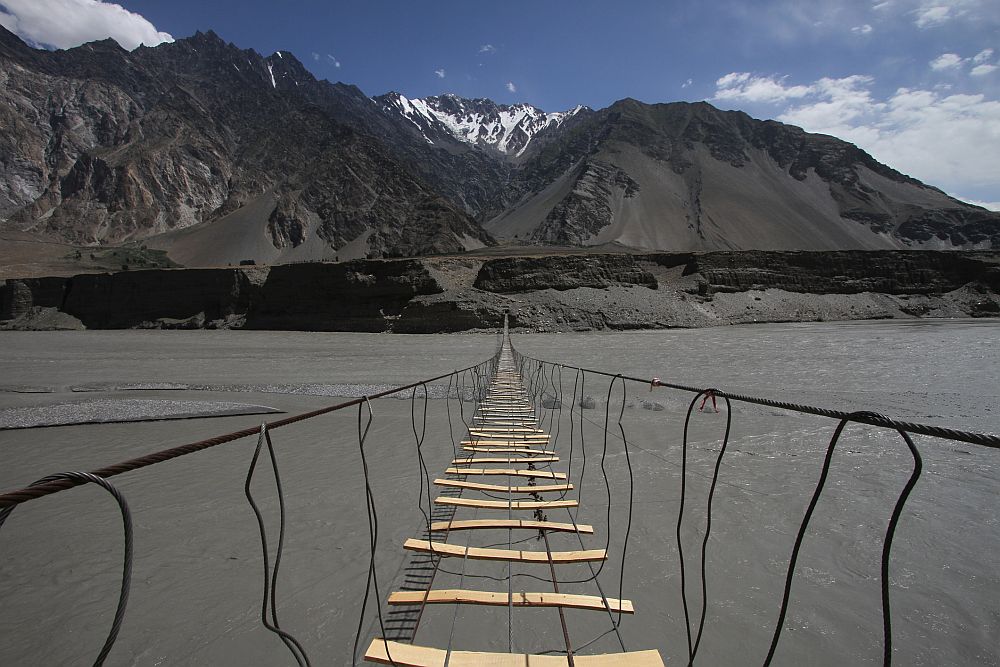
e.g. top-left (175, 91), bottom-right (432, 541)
top-left (0, 316), bottom-right (997, 665)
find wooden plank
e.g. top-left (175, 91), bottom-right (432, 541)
top-left (462, 447), bottom-right (554, 455)
top-left (433, 479), bottom-right (572, 494)
top-left (470, 427), bottom-right (545, 433)
top-left (403, 539), bottom-right (606, 563)
top-left (435, 497), bottom-right (577, 510)
top-left (451, 456), bottom-right (559, 464)
top-left (461, 440), bottom-right (538, 446)
top-left (387, 589), bottom-right (633, 613)
top-left (478, 437), bottom-right (548, 440)
top-left (365, 640), bottom-right (665, 667)
top-left (474, 421), bottom-right (538, 427)
top-left (480, 406), bottom-right (534, 410)
top-left (429, 519), bottom-right (593, 534)
top-left (476, 416), bottom-right (535, 420)
top-left (445, 467), bottom-right (567, 479)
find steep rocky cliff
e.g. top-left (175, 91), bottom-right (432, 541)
top-left (0, 28), bottom-right (491, 261)
top-left (4, 252), bottom-right (998, 332)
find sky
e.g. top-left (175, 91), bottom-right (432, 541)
top-left (1, 0), bottom-right (998, 208)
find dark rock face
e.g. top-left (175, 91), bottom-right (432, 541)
top-left (686, 251), bottom-right (1000, 295)
top-left (5, 251), bottom-right (997, 333)
top-left (0, 277), bottom-right (67, 319)
top-left (474, 255), bottom-right (658, 292)
top-left (531, 161), bottom-right (641, 245)
top-left (247, 260), bottom-right (441, 330)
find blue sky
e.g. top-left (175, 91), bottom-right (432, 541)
top-left (1, 0), bottom-right (998, 206)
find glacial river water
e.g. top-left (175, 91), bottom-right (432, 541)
top-left (0, 321), bottom-right (997, 665)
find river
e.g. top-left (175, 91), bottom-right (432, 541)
top-left (0, 321), bottom-right (997, 665)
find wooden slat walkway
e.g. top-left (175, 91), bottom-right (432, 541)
top-left (362, 331), bottom-right (663, 666)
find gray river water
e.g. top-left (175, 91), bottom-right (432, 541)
top-left (0, 321), bottom-right (997, 665)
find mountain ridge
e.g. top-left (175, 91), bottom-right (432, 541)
top-left (0, 26), bottom-right (996, 272)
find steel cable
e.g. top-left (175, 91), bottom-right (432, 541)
top-left (0, 471), bottom-right (133, 667)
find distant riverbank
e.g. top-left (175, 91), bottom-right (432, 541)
top-left (2, 250), bottom-right (999, 332)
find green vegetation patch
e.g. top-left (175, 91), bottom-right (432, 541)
top-left (63, 245), bottom-right (182, 272)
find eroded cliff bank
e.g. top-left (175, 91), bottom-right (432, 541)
top-left (2, 251), bottom-right (999, 332)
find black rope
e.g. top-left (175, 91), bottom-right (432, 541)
top-left (762, 413), bottom-right (924, 666)
top-left (412, 383), bottom-right (435, 545)
top-left (352, 398), bottom-right (395, 667)
top-left (609, 376), bottom-right (636, 627)
top-left (880, 429), bottom-right (922, 666)
top-left (244, 424), bottom-right (311, 666)
top-left (684, 391), bottom-right (733, 666)
top-left (0, 471), bottom-right (133, 667)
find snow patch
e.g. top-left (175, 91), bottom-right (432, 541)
top-left (379, 92), bottom-right (583, 156)
top-left (267, 63), bottom-right (276, 88)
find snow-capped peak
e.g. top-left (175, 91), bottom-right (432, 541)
top-left (376, 92), bottom-right (586, 156)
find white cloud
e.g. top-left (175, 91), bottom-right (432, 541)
top-left (434, 68), bottom-right (446, 79)
top-left (769, 76), bottom-right (1000, 198)
top-left (479, 44), bottom-right (496, 54)
top-left (971, 63), bottom-right (998, 76)
top-left (851, 24), bottom-right (873, 34)
top-left (505, 81), bottom-right (516, 93)
top-left (311, 52), bottom-right (319, 61)
top-left (930, 53), bottom-right (964, 70)
top-left (963, 199), bottom-right (1000, 211)
top-left (714, 72), bottom-right (813, 103)
top-left (326, 54), bottom-right (340, 68)
top-left (682, 78), bottom-right (693, 88)
top-left (0, 0), bottom-right (171, 50)
top-left (973, 48), bottom-right (994, 64)
top-left (914, 5), bottom-right (951, 27)
top-left (872, 1), bottom-right (892, 9)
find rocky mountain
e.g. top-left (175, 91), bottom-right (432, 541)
top-left (489, 99), bottom-right (1000, 250)
top-left (0, 28), bottom-right (492, 263)
top-left (0, 27), bottom-right (997, 274)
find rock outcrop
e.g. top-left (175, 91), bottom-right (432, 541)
top-left (4, 251), bottom-right (998, 332)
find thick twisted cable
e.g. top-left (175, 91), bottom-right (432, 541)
top-left (514, 356), bottom-right (1000, 450)
top-left (0, 471), bottom-right (132, 666)
top-left (0, 361), bottom-right (493, 510)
